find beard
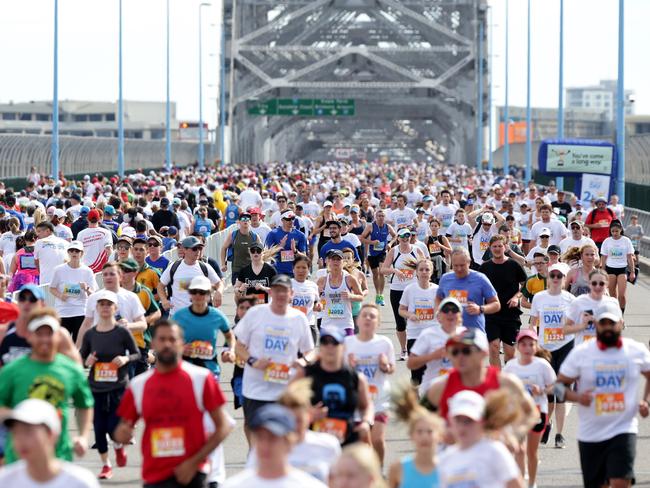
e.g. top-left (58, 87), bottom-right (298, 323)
top-left (597, 329), bottom-right (621, 346)
top-left (156, 348), bottom-right (179, 366)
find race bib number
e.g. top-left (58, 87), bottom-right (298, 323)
top-left (449, 290), bottom-right (468, 304)
top-left (373, 241), bottom-right (385, 252)
top-left (543, 327), bottom-right (564, 344)
top-left (313, 418), bottom-right (348, 443)
top-left (186, 340), bottom-right (214, 360)
top-left (414, 306), bottom-right (434, 321)
top-left (151, 427), bottom-right (185, 457)
top-left (398, 268), bottom-right (414, 281)
top-left (264, 362), bottom-right (290, 383)
top-left (64, 283), bottom-right (81, 296)
top-left (428, 242), bottom-right (440, 254)
top-left (328, 302), bottom-right (345, 318)
top-left (254, 293), bottom-right (266, 303)
top-left (293, 305), bottom-right (308, 315)
top-left (610, 247), bottom-right (624, 258)
top-left (595, 392), bottom-right (625, 415)
top-left (281, 250), bottom-right (295, 262)
top-left (583, 334), bottom-right (595, 342)
top-left (368, 384), bottom-right (378, 401)
top-left (94, 362), bottom-right (118, 382)
top-left (479, 238), bottom-right (490, 251)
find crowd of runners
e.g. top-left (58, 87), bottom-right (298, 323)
top-left (0, 161), bottom-right (648, 488)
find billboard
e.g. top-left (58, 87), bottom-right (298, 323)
top-left (538, 139), bottom-right (616, 176)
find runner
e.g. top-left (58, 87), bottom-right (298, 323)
top-left (318, 219), bottom-right (359, 266)
top-left (344, 304), bottom-right (395, 464)
top-left (425, 217), bottom-right (452, 283)
top-left (77, 209), bottom-right (113, 273)
top-left (234, 242), bottom-right (277, 304)
top-left (290, 253), bottom-right (321, 343)
top-left (585, 197), bottom-right (614, 252)
top-left (329, 443), bottom-right (384, 488)
top-left (360, 208), bottom-right (395, 306)
top-left (220, 213), bottom-right (261, 285)
top-left (556, 301), bottom-right (650, 488)
top-left (625, 214), bottom-right (643, 265)
top-left (145, 235), bottom-right (170, 276)
top-left (341, 247), bottom-right (368, 329)
top-left (601, 220), bottom-right (635, 313)
top-left (33, 221), bottom-right (68, 285)
top-left (8, 230), bottom-right (38, 292)
top-left (530, 204), bottom-right (567, 247)
top-left (265, 211), bottom-right (308, 277)
top-left (559, 220), bottom-right (595, 254)
top-left (564, 244), bottom-right (599, 295)
top-left (521, 253), bottom-right (549, 309)
top-left (131, 238), bottom-right (161, 300)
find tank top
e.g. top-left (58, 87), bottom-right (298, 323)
top-left (426, 235), bottom-right (445, 258)
top-left (390, 246), bottom-right (417, 291)
top-left (9, 248), bottom-right (39, 292)
top-left (231, 230), bottom-right (256, 272)
top-left (321, 273), bottom-right (354, 331)
top-left (350, 221), bottom-right (365, 236)
top-left (439, 366), bottom-right (501, 420)
top-left (401, 455), bottom-right (440, 488)
top-left (369, 222), bottom-right (389, 256)
top-left (570, 266), bottom-right (591, 297)
top-left (305, 362), bottom-right (359, 445)
top-left (193, 216), bottom-right (212, 237)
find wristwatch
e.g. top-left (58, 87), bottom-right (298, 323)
top-left (479, 305), bottom-right (485, 314)
top-left (247, 356), bottom-right (258, 366)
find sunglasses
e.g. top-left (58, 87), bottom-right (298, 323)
top-left (549, 272), bottom-right (564, 279)
top-left (440, 305), bottom-right (460, 314)
top-left (189, 289), bottom-right (210, 295)
top-left (148, 242), bottom-right (160, 247)
top-left (68, 249), bottom-right (82, 254)
top-left (320, 338), bottom-right (340, 346)
top-left (18, 294), bottom-right (39, 303)
top-left (283, 217), bottom-right (295, 221)
top-left (591, 281), bottom-right (606, 287)
top-left (249, 248), bottom-right (262, 254)
top-left (189, 247), bottom-right (204, 252)
top-left (239, 217), bottom-right (251, 222)
top-left (449, 347), bottom-right (473, 357)
top-left (117, 245), bottom-right (130, 251)
top-left (399, 234), bottom-right (411, 238)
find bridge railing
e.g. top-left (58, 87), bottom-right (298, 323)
top-left (623, 207), bottom-right (650, 259)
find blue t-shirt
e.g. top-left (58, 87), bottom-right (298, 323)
top-left (162, 237), bottom-right (177, 252)
top-left (172, 306), bottom-right (230, 376)
top-left (194, 217), bottom-right (212, 237)
top-left (146, 255), bottom-right (170, 275)
top-left (436, 270), bottom-right (497, 331)
top-left (225, 204), bottom-right (240, 227)
top-left (319, 239), bottom-right (360, 262)
top-left (264, 228), bottom-right (308, 275)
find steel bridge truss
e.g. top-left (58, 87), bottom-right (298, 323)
top-left (227, 0), bottom-right (487, 164)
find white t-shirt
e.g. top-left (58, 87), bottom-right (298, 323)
top-left (341, 233), bottom-right (361, 249)
top-left (399, 282), bottom-right (439, 339)
top-left (471, 226), bottom-right (496, 264)
top-left (34, 235), bottom-right (69, 284)
top-left (432, 203), bottom-right (458, 234)
top-left (503, 357), bottom-right (556, 413)
top-left (404, 190), bottom-right (423, 207)
top-left (558, 235), bottom-right (596, 254)
top-left (291, 279), bottom-right (320, 325)
top-left (516, 211), bottom-right (532, 240)
top-left (530, 290), bottom-right (575, 352)
top-left (246, 431), bottom-right (340, 483)
top-left (239, 188), bottom-right (263, 210)
top-left (222, 467), bottom-right (327, 488)
top-left (530, 219), bottom-right (568, 246)
top-left (235, 304), bottom-right (314, 401)
top-left (344, 335), bottom-right (395, 413)
top-left (250, 222), bottom-right (272, 244)
top-left (410, 325), bottom-right (465, 396)
top-left (77, 226), bottom-right (112, 270)
top-left (438, 438), bottom-right (520, 488)
top-left (84, 287), bottom-right (145, 324)
top-left (559, 338), bottom-right (650, 442)
top-left (388, 207), bottom-right (417, 228)
top-left (566, 294), bottom-right (619, 346)
top-left (446, 222), bottom-right (472, 249)
top-left (0, 232), bottom-right (20, 256)
top-left (415, 220), bottom-right (429, 242)
top-left (159, 260), bottom-right (221, 314)
top-left (0, 460), bottom-right (100, 488)
top-left (601, 236), bottom-right (634, 269)
top-left (608, 203), bottom-right (625, 220)
top-left (54, 224), bottom-right (73, 241)
top-left (49, 263), bottom-right (97, 318)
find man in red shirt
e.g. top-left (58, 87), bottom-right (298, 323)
top-left (114, 319), bottom-right (233, 488)
top-left (585, 197), bottom-right (614, 251)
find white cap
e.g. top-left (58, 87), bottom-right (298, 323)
top-left (481, 213), bottom-right (494, 224)
top-left (323, 200), bottom-right (333, 207)
top-left (121, 227), bottom-right (137, 238)
top-left (3, 399), bottom-right (61, 436)
top-left (189, 276), bottom-right (212, 291)
top-left (539, 227), bottom-right (551, 237)
top-left (54, 208), bottom-right (66, 218)
top-left (46, 206), bottom-right (56, 216)
top-left (596, 301), bottom-right (623, 323)
top-left (67, 240), bottom-right (84, 251)
top-left (27, 315), bottom-right (60, 333)
top-left (94, 289), bottom-right (119, 304)
top-left (448, 390), bottom-right (486, 421)
top-left (548, 262), bottom-right (570, 276)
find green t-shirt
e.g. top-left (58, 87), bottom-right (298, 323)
top-left (0, 354), bottom-right (94, 463)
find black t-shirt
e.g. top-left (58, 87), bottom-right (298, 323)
top-left (236, 263), bottom-right (277, 303)
top-left (551, 201), bottom-right (572, 219)
top-left (0, 324), bottom-right (31, 366)
top-left (479, 259), bottom-right (527, 322)
top-left (305, 362), bottom-right (359, 445)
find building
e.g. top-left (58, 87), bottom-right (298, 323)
top-left (566, 80), bottom-right (634, 121)
top-left (0, 100), bottom-right (186, 140)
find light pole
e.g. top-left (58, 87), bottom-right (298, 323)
top-left (488, 5), bottom-right (493, 171)
top-left (219, 2), bottom-right (227, 165)
top-left (117, 0), bottom-right (125, 177)
top-left (503, 0), bottom-right (509, 177)
top-left (616, 0), bottom-right (625, 203)
top-left (198, 2), bottom-right (211, 171)
top-left (525, 0), bottom-right (532, 183)
top-left (165, 0), bottom-right (172, 173)
top-left (51, 0), bottom-right (59, 180)
top-left (476, 14), bottom-right (484, 170)
top-left (556, 0), bottom-right (565, 190)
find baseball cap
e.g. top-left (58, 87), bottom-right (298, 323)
top-left (67, 240), bottom-right (84, 251)
top-left (438, 296), bottom-right (462, 313)
top-left (423, 195), bottom-right (435, 202)
top-left (516, 328), bottom-right (539, 342)
top-left (87, 209), bottom-right (100, 222)
top-left (281, 211), bottom-right (295, 220)
top-left (3, 399), bottom-right (61, 436)
top-left (448, 390), bottom-right (486, 421)
top-left (117, 236), bottom-right (133, 246)
top-left (54, 208), bottom-right (66, 218)
top-left (121, 227), bottom-right (137, 238)
top-left (249, 241), bottom-right (263, 251)
top-left (596, 301), bottom-right (623, 323)
top-left (397, 227), bottom-right (412, 238)
top-left (569, 220), bottom-right (583, 228)
top-left (481, 213), bottom-right (494, 224)
top-left (519, 201), bottom-right (529, 208)
top-left (350, 205), bottom-right (360, 213)
top-left (327, 249), bottom-right (344, 259)
top-left (181, 236), bottom-right (203, 249)
top-left (188, 276), bottom-right (212, 291)
top-left (19, 284), bottom-right (45, 301)
top-left (70, 193), bottom-right (82, 202)
top-left (547, 245), bottom-right (561, 255)
top-left (160, 197), bottom-right (170, 207)
top-left (104, 205), bottom-right (116, 215)
top-left (446, 329), bottom-right (489, 352)
top-left (172, 198), bottom-right (182, 206)
top-left (249, 404), bottom-right (296, 437)
top-left (79, 206), bottom-right (90, 216)
top-left (325, 220), bottom-right (341, 228)
top-left (247, 207), bottom-right (262, 215)
top-left (27, 314), bottom-right (60, 333)
top-left (168, 226), bottom-right (178, 236)
top-left (596, 197), bottom-right (607, 204)
top-left (323, 200), bottom-right (333, 207)
top-left (320, 327), bottom-right (345, 344)
top-left (270, 274), bottom-right (292, 289)
top-left (539, 227), bottom-right (551, 237)
top-left (94, 289), bottom-right (119, 304)
top-left (239, 213), bottom-right (252, 221)
top-left (548, 262), bottom-right (570, 276)
top-left (118, 258), bottom-right (139, 273)
top-left (147, 235), bottom-right (163, 245)
top-left (0, 302), bottom-right (20, 324)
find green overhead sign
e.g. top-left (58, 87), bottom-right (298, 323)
top-left (247, 98), bottom-right (355, 116)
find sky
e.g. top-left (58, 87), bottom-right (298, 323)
top-left (0, 0), bottom-right (648, 129)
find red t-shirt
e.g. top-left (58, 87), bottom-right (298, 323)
top-left (439, 366), bottom-right (501, 420)
top-left (586, 209), bottom-right (614, 244)
top-left (117, 361), bottom-right (225, 484)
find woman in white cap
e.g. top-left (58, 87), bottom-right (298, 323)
top-left (503, 329), bottom-right (557, 488)
top-left (49, 241), bottom-right (97, 342)
top-left (600, 220), bottom-right (636, 313)
top-left (438, 390), bottom-right (526, 488)
top-left (79, 290), bottom-right (140, 480)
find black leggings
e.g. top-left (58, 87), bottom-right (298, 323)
top-left (390, 289), bottom-right (407, 332)
top-left (60, 315), bottom-right (84, 343)
top-left (92, 388), bottom-right (125, 454)
top-left (407, 339), bottom-right (425, 385)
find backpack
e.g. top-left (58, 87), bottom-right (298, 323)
top-left (586, 207), bottom-right (614, 225)
top-left (166, 259), bottom-right (209, 298)
top-left (226, 229), bottom-right (259, 262)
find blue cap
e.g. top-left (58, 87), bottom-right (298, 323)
top-left (423, 195), bottom-right (434, 202)
top-left (104, 205), bottom-right (115, 215)
top-left (249, 404), bottom-right (296, 436)
top-left (79, 206), bottom-right (90, 216)
top-left (320, 327), bottom-right (344, 344)
top-left (168, 226), bottom-right (178, 236)
top-left (19, 284), bottom-right (45, 301)
top-left (160, 197), bottom-right (170, 207)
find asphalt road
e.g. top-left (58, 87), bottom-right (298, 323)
top-left (72, 273), bottom-right (650, 487)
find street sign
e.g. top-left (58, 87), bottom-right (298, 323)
top-left (247, 98), bottom-right (355, 116)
